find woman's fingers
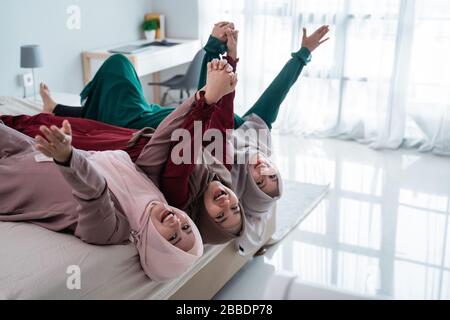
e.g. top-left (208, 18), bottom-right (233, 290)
top-left (319, 37), bottom-right (330, 45)
top-left (215, 21), bottom-right (230, 27)
top-left (218, 59), bottom-right (228, 70)
top-left (225, 63), bottom-right (233, 73)
top-left (230, 72), bottom-right (238, 87)
top-left (39, 126), bottom-right (60, 145)
top-left (50, 125), bottom-right (67, 142)
top-left (321, 26), bottom-right (330, 37)
top-left (211, 59), bottom-right (220, 70)
top-left (62, 120), bottom-right (72, 136)
top-left (35, 135), bottom-right (56, 156)
top-left (303, 28), bottom-right (307, 39)
top-left (35, 135), bottom-right (52, 149)
top-left (233, 30), bottom-right (239, 42)
top-left (226, 28), bottom-right (234, 40)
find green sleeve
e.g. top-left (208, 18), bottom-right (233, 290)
top-left (233, 114), bottom-right (246, 129)
top-left (197, 36), bottom-right (227, 90)
top-left (242, 47), bottom-right (312, 129)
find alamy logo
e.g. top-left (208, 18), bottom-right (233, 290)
top-left (66, 265), bottom-right (81, 290)
top-left (66, 5), bottom-right (81, 30)
top-left (170, 121), bottom-right (271, 166)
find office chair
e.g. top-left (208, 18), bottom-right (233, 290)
top-left (148, 49), bottom-right (206, 105)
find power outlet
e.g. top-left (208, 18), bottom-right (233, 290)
top-left (20, 72), bottom-right (34, 87)
top-left (18, 72), bottom-right (34, 98)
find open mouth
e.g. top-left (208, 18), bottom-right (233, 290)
top-left (160, 210), bottom-right (175, 223)
top-left (254, 158), bottom-right (267, 170)
top-left (214, 189), bottom-right (228, 201)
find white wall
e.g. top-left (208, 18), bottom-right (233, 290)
top-left (0, 0), bottom-right (152, 98)
top-left (151, 0), bottom-right (200, 39)
top-left (149, 0), bottom-right (201, 104)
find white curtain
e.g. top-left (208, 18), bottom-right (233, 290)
top-left (198, 0), bottom-right (450, 154)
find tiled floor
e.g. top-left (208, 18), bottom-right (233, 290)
top-left (215, 135), bottom-right (450, 300)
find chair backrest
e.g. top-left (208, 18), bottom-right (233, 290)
top-left (180, 49), bottom-right (207, 90)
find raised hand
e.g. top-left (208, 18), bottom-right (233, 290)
top-left (35, 120), bottom-right (73, 164)
top-left (204, 59), bottom-right (237, 104)
top-left (301, 25), bottom-right (330, 53)
top-left (211, 21), bottom-right (235, 43)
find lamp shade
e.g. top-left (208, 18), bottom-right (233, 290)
top-left (20, 45), bottom-right (43, 68)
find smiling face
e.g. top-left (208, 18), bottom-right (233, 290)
top-left (203, 181), bottom-right (242, 234)
top-left (249, 154), bottom-right (280, 198)
top-left (149, 202), bottom-right (195, 252)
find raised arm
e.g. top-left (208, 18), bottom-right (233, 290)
top-left (136, 57), bottom-right (237, 182)
top-left (161, 60), bottom-right (238, 209)
top-left (197, 22), bottom-right (236, 89)
top-left (35, 121), bottom-right (130, 245)
top-left (242, 25), bottom-right (330, 129)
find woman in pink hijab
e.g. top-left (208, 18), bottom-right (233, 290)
top-left (0, 119), bottom-right (203, 282)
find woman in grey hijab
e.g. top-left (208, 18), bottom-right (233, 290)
top-left (198, 23), bottom-right (331, 255)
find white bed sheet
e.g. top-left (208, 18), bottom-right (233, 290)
top-left (0, 221), bottom-right (226, 299)
top-left (0, 96), bottom-right (42, 116)
top-left (0, 97), bottom-right (228, 299)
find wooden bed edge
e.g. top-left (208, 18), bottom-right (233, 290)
top-left (168, 208), bottom-right (277, 300)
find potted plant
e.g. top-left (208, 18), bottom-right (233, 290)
top-left (142, 18), bottom-right (159, 41)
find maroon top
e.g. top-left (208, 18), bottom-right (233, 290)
top-left (0, 113), bottom-right (147, 162)
top-left (159, 57), bottom-right (236, 209)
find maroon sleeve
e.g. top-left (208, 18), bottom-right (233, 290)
top-left (161, 56), bottom-right (238, 208)
top-left (160, 93), bottom-right (219, 209)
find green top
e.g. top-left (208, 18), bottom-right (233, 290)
top-left (79, 38), bottom-right (311, 131)
top-left (81, 54), bottom-right (175, 130)
top-left (198, 35), bottom-right (311, 129)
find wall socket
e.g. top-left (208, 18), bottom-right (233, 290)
top-left (20, 72), bottom-right (34, 87)
top-left (18, 72), bottom-right (34, 98)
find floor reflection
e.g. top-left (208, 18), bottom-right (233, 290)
top-left (264, 136), bottom-right (450, 300)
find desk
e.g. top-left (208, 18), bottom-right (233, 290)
top-left (82, 39), bottom-right (201, 104)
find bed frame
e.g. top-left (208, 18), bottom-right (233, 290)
top-left (168, 209), bottom-right (276, 300)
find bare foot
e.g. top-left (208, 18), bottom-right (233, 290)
top-left (39, 82), bottom-right (57, 114)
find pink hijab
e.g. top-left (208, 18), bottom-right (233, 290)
top-left (89, 150), bottom-right (203, 282)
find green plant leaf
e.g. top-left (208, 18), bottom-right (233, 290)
top-left (142, 18), bottom-right (160, 31)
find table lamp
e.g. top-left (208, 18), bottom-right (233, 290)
top-left (20, 45), bottom-right (43, 101)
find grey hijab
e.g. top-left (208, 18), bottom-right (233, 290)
top-left (231, 114), bottom-right (283, 216)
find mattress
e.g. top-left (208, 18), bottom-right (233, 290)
top-left (0, 221), bottom-right (226, 299)
top-left (0, 96), bottom-right (228, 299)
top-left (0, 96), bottom-right (42, 116)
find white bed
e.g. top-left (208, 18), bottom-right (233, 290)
top-left (0, 96), bottom-right (276, 300)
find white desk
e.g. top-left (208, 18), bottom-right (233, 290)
top-left (82, 38), bottom-right (201, 104)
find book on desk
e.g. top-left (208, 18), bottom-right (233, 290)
top-left (108, 40), bottom-right (179, 54)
